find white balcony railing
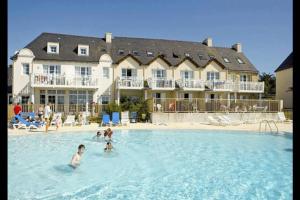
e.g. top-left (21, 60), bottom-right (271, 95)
top-left (176, 79), bottom-right (205, 91)
top-left (236, 81), bottom-right (264, 93)
top-left (31, 74), bottom-right (98, 88)
top-left (147, 78), bottom-right (175, 90)
top-left (205, 80), bottom-right (235, 91)
top-left (116, 77), bottom-right (144, 89)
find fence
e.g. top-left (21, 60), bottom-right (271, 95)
top-left (151, 98), bottom-right (281, 113)
top-left (8, 104), bottom-right (110, 120)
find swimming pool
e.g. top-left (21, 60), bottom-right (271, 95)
top-left (8, 130), bottom-right (292, 200)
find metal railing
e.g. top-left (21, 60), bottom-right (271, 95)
top-left (237, 81), bottom-right (264, 93)
top-left (152, 98), bottom-right (281, 113)
top-left (147, 78), bottom-right (175, 90)
top-left (8, 104), bottom-right (110, 120)
top-left (116, 77), bottom-right (144, 89)
top-left (176, 79), bottom-right (205, 90)
top-left (205, 80), bottom-right (235, 91)
top-left (31, 74), bottom-right (99, 87)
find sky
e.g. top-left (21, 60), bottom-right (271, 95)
top-left (8, 0), bottom-right (292, 74)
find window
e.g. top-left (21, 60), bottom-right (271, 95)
top-left (22, 63), bottom-right (29, 75)
top-left (240, 74), bottom-right (251, 82)
top-left (207, 71), bottom-right (220, 80)
top-left (153, 93), bottom-right (161, 99)
top-left (80, 48), bottom-right (87, 55)
top-left (180, 71), bottom-right (194, 79)
top-left (198, 54), bottom-right (207, 60)
top-left (147, 51), bottom-right (154, 57)
top-left (237, 58), bottom-right (245, 64)
top-left (76, 67), bottom-right (91, 77)
top-left (21, 96), bottom-right (30, 104)
top-left (8, 95), bottom-right (13, 104)
top-left (101, 96), bottom-right (110, 104)
top-left (121, 68), bottom-right (137, 78)
top-left (103, 67), bottom-right (109, 78)
top-left (133, 51), bottom-right (139, 56)
top-left (69, 90), bottom-right (93, 105)
top-left (43, 65), bottom-right (61, 75)
top-left (118, 50), bottom-right (124, 55)
top-left (184, 93), bottom-right (189, 99)
top-left (223, 57), bottom-right (230, 63)
top-left (78, 45), bottom-right (89, 56)
top-left (153, 69), bottom-right (166, 78)
top-left (47, 42), bottom-right (59, 54)
top-left (40, 94), bottom-right (46, 104)
top-left (184, 53), bottom-right (190, 57)
top-left (50, 46), bottom-right (57, 53)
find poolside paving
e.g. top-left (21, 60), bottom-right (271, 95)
top-left (8, 122), bottom-right (293, 135)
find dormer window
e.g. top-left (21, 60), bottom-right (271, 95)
top-left (223, 57), bottom-right (230, 63)
top-left (47, 42), bottom-right (59, 54)
top-left (133, 50), bottom-right (139, 56)
top-left (184, 53), bottom-right (190, 57)
top-left (147, 51), bottom-right (154, 57)
top-left (78, 45), bottom-right (89, 56)
top-left (118, 50), bottom-right (124, 55)
top-left (237, 57), bottom-right (245, 64)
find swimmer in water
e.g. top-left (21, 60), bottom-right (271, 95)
top-left (104, 142), bottom-right (113, 152)
top-left (93, 130), bottom-right (103, 141)
top-left (70, 144), bottom-right (85, 168)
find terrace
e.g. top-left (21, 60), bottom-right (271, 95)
top-left (116, 77), bottom-right (144, 89)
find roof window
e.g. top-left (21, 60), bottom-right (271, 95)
top-left (147, 51), bottom-right (154, 57)
top-left (133, 50), bottom-right (139, 56)
top-left (184, 53), bottom-right (190, 57)
top-left (118, 50), bottom-right (124, 55)
top-left (198, 54), bottom-right (207, 60)
top-left (173, 52), bottom-right (180, 58)
top-left (236, 57), bottom-right (245, 64)
top-left (208, 54), bottom-right (215, 59)
top-left (47, 42), bottom-right (59, 54)
top-left (223, 57), bottom-right (230, 63)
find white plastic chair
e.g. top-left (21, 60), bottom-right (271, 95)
top-left (121, 111), bottom-right (129, 126)
top-left (63, 115), bottom-right (75, 126)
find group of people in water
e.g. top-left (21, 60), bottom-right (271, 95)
top-left (70, 128), bottom-right (114, 168)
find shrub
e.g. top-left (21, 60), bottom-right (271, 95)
top-left (89, 116), bottom-right (101, 123)
top-left (105, 102), bottom-right (122, 116)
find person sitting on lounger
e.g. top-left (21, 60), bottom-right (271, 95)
top-left (104, 142), bottom-right (113, 152)
top-left (70, 144), bottom-right (85, 168)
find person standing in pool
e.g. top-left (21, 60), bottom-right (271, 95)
top-left (107, 128), bottom-right (113, 140)
top-left (104, 142), bottom-right (113, 152)
top-left (93, 130), bottom-right (103, 141)
top-left (70, 144), bottom-right (85, 168)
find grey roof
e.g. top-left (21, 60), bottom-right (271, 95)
top-left (8, 65), bottom-right (12, 93)
top-left (275, 52), bottom-right (293, 72)
top-left (23, 33), bottom-right (108, 63)
top-left (13, 32), bottom-right (259, 72)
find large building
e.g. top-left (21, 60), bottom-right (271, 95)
top-left (11, 32), bottom-right (264, 111)
top-left (275, 52), bottom-right (293, 109)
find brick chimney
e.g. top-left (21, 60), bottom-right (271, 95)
top-left (202, 37), bottom-right (213, 47)
top-left (105, 32), bottom-right (112, 43)
top-left (232, 43), bottom-right (242, 52)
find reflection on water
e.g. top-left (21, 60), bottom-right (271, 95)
top-left (53, 164), bottom-right (75, 174)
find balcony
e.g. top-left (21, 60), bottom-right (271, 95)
top-left (205, 80), bottom-right (235, 91)
top-left (147, 78), bottom-right (175, 90)
top-left (31, 74), bottom-right (99, 89)
top-left (176, 79), bottom-right (205, 91)
top-left (116, 77), bottom-right (144, 89)
top-left (236, 81), bottom-right (264, 93)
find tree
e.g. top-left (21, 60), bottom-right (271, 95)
top-left (259, 73), bottom-right (276, 97)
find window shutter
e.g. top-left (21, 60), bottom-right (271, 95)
top-left (43, 65), bottom-right (48, 74)
top-left (207, 72), bottom-right (210, 80)
top-left (216, 72), bottom-right (220, 80)
top-left (180, 71), bottom-right (184, 79)
top-left (75, 67), bottom-right (80, 76)
top-left (162, 70), bottom-right (166, 78)
top-left (87, 67), bottom-right (91, 76)
top-left (152, 69), bottom-right (156, 78)
top-left (190, 71), bottom-right (194, 79)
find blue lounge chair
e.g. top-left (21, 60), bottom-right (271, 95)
top-left (101, 114), bottom-right (110, 126)
top-left (13, 115), bottom-right (41, 130)
top-left (130, 112), bottom-right (137, 123)
top-left (112, 112), bottom-right (120, 126)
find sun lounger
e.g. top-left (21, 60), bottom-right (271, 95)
top-left (219, 115), bottom-right (243, 125)
top-left (121, 111), bottom-right (130, 126)
top-left (13, 115), bottom-right (40, 131)
top-left (101, 114), bottom-right (111, 126)
top-left (112, 112), bottom-right (121, 126)
top-left (63, 115), bottom-right (75, 126)
top-left (277, 112), bottom-right (292, 123)
top-left (207, 116), bottom-right (226, 126)
top-left (51, 113), bottom-right (62, 126)
top-left (130, 112), bottom-right (137, 123)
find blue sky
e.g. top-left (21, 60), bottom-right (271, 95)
top-left (8, 0), bottom-right (292, 74)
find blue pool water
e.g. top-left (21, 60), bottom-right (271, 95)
top-left (8, 130), bottom-right (292, 200)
